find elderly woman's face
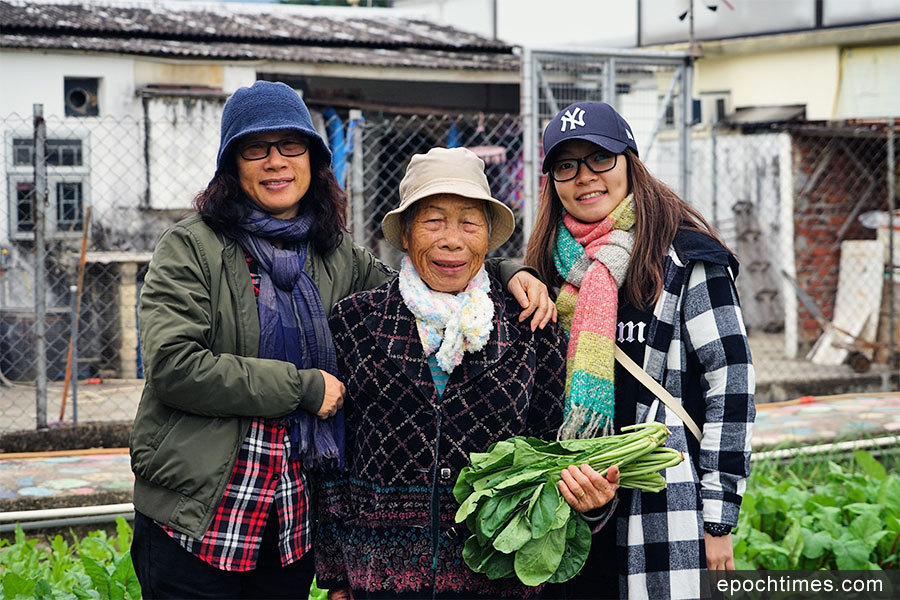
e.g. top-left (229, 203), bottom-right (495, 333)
top-left (236, 130), bottom-right (311, 219)
top-left (401, 194), bottom-right (490, 294)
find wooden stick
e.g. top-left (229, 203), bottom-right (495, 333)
top-left (0, 447), bottom-right (129, 460)
top-left (59, 206), bottom-right (92, 421)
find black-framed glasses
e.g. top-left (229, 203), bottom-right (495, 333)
top-left (238, 138), bottom-right (309, 161)
top-left (549, 151), bottom-right (618, 182)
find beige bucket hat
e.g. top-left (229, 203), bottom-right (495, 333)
top-left (381, 147), bottom-right (515, 253)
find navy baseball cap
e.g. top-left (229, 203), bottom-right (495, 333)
top-left (541, 101), bottom-right (639, 173)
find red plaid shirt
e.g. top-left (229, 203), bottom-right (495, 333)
top-left (161, 253), bottom-right (311, 571)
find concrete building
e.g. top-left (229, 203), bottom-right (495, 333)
top-left (399, 0), bottom-right (900, 359)
top-left (0, 0), bottom-right (522, 379)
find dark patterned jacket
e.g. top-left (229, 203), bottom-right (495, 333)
top-left (316, 277), bottom-right (566, 598)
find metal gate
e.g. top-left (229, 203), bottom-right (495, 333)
top-left (520, 49), bottom-right (693, 239)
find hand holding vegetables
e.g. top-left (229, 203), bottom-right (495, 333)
top-left (558, 463), bottom-right (620, 513)
top-left (454, 422), bottom-right (683, 586)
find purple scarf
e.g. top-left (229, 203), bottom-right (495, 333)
top-left (236, 207), bottom-right (344, 471)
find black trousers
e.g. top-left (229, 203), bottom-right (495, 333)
top-left (132, 510), bottom-right (315, 599)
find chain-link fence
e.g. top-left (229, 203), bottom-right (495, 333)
top-left (521, 49), bottom-right (693, 238)
top-left (0, 107), bottom-right (188, 432)
top-left (344, 110), bottom-right (525, 268)
top-left (689, 120), bottom-right (899, 399)
top-left (0, 96), bottom-right (897, 433)
top-left (0, 103), bottom-right (525, 433)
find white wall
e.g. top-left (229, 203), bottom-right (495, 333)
top-left (394, 0), bottom-right (638, 48)
top-left (656, 130), bottom-right (792, 332)
top-left (0, 50), bottom-right (139, 118)
top-left (824, 0), bottom-right (900, 26)
top-left (835, 45), bottom-right (900, 119)
top-left (144, 96), bottom-right (224, 210)
top-left (696, 46), bottom-right (841, 121)
top-left (641, 0), bottom-right (816, 46)
top-left (0, 50), bottom-right (256, 310)
top-left (396, 0), bottom-right (493, 36)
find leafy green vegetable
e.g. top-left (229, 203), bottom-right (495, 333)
top-left (455, 421), bottom-right (683, 585)
top-left (514, 526), bottom-right (567, 586)
top-left (548, 517), bottom-right (592, 583)
top-left (492, 511), bottom-right (532, 553)
top-left (0, 519), bottom-right (141, 600)
top-left (733, 448), bottom-right (900, 570)
top-left (0, 520), bottom-right (328, 600)
top-left (529, 482), bottom-right (560, 539)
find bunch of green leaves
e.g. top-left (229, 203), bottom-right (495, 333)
top-left (308, 577), bottom-right (328, 600)
top-left (733, 449), bottom-right (900, 570)
top-left (454, 422), bottom-right (683, 586)
top-left (0, 518), bottom-right (140, 600)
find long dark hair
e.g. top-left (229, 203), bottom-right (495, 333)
top-left (524, 149), bottom-right (724, 308)
top-left (194, 146), bottom-right (348, 255)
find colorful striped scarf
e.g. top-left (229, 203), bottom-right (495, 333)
top-left (554, 196), bottom-right (636, 439)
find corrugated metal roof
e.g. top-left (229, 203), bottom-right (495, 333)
top-left (0, 0), bottom-right (517, 66)
top-left (1, 33), bottom-right (519, 71)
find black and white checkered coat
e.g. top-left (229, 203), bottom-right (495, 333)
top-left (618, 232), bottom-right (755, 599)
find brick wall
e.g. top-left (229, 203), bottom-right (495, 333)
top-left (790, 126), bottom-right (898, 350)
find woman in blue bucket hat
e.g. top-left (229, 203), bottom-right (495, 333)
top-left (527, 101), bottom-right (756, 600)
top-left (129, 80), bottom-right (556, 598)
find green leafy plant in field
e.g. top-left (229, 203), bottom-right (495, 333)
top-left (0, 518), bottom-right (140, 600)
top-left (734, 449), bottom-right (900, 570)
top-left (0, 519), bottom-right (329, 600)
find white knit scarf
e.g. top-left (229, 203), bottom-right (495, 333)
top-left (398, 256), bottom-right (494, 374)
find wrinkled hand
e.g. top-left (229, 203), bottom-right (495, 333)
top-left (507, 271), bottom-right (557, 331)
top-left (705, 532), bottom-right (735, 570)
top-left (558, 464), bottom-right (619, 513)
top-left (327, 588), bottom-right (353, 600)
top-left (317, 369), bottom-right (345, 420)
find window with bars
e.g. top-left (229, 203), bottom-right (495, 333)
top-left (6, 136), bottom-right (89, 239)
top-left (12, 138), bottom-right (84, 167)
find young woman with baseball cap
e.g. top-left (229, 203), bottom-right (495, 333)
top-left (526, 101), bottom-right (756, 600)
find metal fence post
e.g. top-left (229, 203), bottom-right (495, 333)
top-left (604, 57), bottom-right (617, 109)
top-left (521, 47), bottom-right (536, 242)
top-left (887, 117), bottom-right (896, 366)
top-left (349, 109), bottom-right (365, 246)
top-left (711, 119), bottom-right (718, 227)
top-left (33, 103), bottom-right (48, 429)
top-left (68, 284), bottom-right (79, 423)
top-left (680, 59), bottom-right (694, 201)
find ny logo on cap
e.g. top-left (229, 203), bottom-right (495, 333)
top-left (560, 107), bottom-right (586, 132)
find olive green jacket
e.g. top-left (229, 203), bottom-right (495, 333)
top-left (130, 213), bottom-right (524, 538)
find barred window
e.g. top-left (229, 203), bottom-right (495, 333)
top-left (12, 138), bottom-right (83, 167)
top-left (56, 181), bottom-right (83, 232)
top-left (7, 135), bottom-right (89, 239)
top-left (15, 181), bottom-right (35, 233)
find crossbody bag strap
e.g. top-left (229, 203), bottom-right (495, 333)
top-left (614, 345), bottom-right (702, 442)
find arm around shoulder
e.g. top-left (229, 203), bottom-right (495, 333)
top-left (348, 236), bottom-right (395, 293)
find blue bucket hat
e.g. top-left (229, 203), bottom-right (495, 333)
top-left (541, 101), bottom-right (638, 173)
top-left (216, 81), bottom-right (331, 175)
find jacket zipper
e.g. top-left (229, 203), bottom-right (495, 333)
top-left (429, 406), bottom-right (442, 596)
top-left (221, 245), bottom-right (244, 355)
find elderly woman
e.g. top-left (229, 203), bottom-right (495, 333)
top-left (316, 147), bottom-right (619, 600)
top-left (130, 82), bottom-right (555, 599)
